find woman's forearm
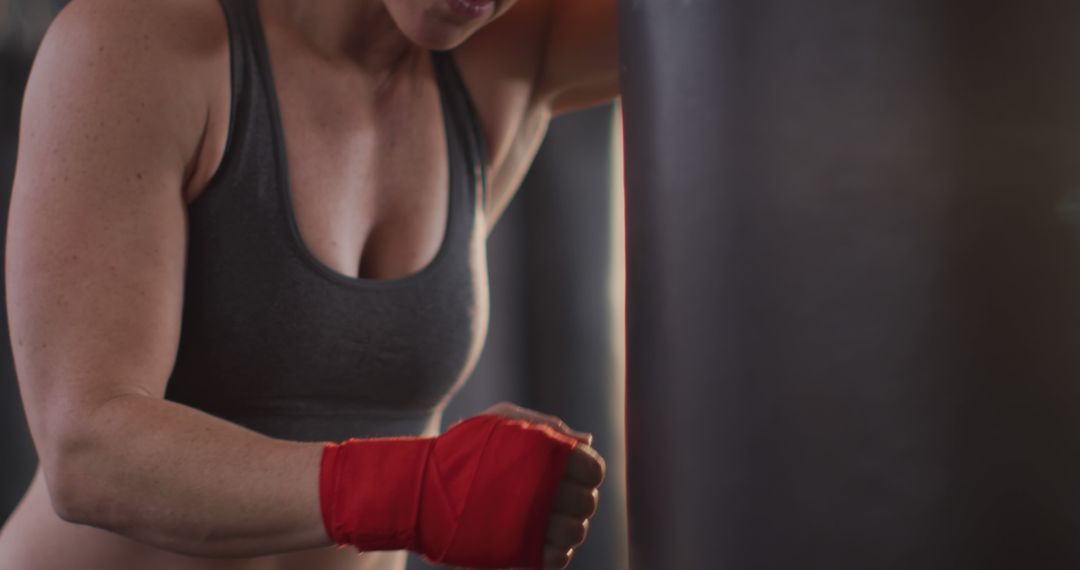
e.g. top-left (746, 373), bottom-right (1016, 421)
top-left (47, 393), bottom-right (330, 558)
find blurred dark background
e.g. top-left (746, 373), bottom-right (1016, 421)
top-left (0, 2), bottom-right (627, 569)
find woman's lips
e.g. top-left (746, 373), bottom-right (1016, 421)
top-left (444, 0), bottom-right (496, 21)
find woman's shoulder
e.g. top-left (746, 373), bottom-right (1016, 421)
top-left (452, 0), bottom-right (618, 115)
top-left (447, 0), bottom-right (553, 150)
top-left (452, 0), bottom-right (551, 95)
top-left (31, 0), bottom-right (231, 193)
top-left (42, 0), bottom-right (229, 81)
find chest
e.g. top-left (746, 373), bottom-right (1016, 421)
top-left (269, 39), bottom-right (458, 280)
top-left (189, 24), bottom-right (549, 279)
top-left (172, 46), bottom-right (493, 421)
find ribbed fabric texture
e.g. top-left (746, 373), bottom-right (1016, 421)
top-left (164, 0), bottom-right (491, 442)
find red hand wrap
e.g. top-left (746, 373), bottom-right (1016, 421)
top-left (319, 414), bottom-right (579, 568)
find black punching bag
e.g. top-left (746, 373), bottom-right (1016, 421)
top-left (620, 2), bottom-right (1080, 568)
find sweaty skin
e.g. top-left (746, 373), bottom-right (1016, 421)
top-left (0, 0), bottom-right (616, 569)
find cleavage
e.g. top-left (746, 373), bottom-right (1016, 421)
top-left (269, 39), bottom-right (450, 281)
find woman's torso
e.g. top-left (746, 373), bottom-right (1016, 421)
top-left (162, 0), bottom-right (491, 444)
top-left (0, 0), bottom-right (555, 568)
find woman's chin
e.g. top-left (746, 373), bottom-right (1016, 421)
top-left (414, 34), bottom-right (468, 52)
top-left (384, 0), bottom-right (498, 51)
top-left (404, 23), bottom-right (474, 51)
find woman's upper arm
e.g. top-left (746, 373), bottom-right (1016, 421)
top-left (7, 0), bottom-right (215, 456)
top-left (536, 0), bottom-right (619, 115)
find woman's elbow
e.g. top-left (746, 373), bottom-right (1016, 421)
top-left (39, 405), bottom-right (136, 529)
top-left (47, 477), bottom-right (88, 525)
top-left (34, 392), bottom-right (150, 527)
top-left (42, 436), bottom-right (107, 525)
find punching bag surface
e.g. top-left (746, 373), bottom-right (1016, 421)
top-left (620, 2), bottom-right (1080, 568)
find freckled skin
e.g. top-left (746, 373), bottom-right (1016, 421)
top-left (0, 1), bottom-right (616, 570)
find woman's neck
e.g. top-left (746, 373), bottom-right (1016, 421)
top-left (257, 0), bottom-right (421, 77)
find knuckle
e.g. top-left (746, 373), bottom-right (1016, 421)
top-left (563, 548), bottom-right (576, 568)
top-left (555, 482), bottom-right (597, 519)
top-left (577, 487), bottom-right (597, 517)
top-left (588, 453), bottom-right (606, 484)
top-left (566, 449), bottom-right (605, 487)
top-left (549, 514), bottom-right (587, 547)
top-left (585, 463), bottom-right (603, 486)
top-left (557, 517), bottom-right (587, 545)
top-left (546, 547), bottom-right (572, 569)
top-left (572, 520), bottom-right (588, 544)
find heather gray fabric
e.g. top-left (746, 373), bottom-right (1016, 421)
top-left (164, 0), bottom-right (490, 442)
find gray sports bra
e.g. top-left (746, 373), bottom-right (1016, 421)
top-left (163, 0), bottom-right (490, 442)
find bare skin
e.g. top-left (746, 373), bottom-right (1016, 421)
top-left (0, 0), bottom-right (617, 569)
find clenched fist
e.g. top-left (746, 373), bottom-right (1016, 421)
top-left (481, 402), bottom-right (606, 570)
